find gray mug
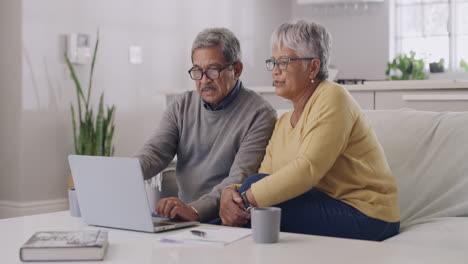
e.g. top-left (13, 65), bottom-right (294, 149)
top-left (251, 207), bottom-right (281, 243)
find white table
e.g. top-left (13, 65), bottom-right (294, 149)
top-left (2, 211), bottom-right (467, 264)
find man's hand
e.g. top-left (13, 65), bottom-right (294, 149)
top-left (155, 197), bottom-right (199, 221)
top-left (219, 186), bottom-right (250, 227)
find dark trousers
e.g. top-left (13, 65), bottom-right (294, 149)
top-left (236, 173), bottom-right (399, 241)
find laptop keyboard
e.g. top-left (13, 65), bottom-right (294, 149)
top-left (153, 222), bottom-right (172, 227)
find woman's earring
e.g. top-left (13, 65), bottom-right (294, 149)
top-left (310, 79), bottom-right (315, 84)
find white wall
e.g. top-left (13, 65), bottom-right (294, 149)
top-left (0, 0), bottom-right (23, 217)
top-left (292, 1), bottom-right (390, 80)
top-left (0, 0), bottom-right (292, 218)
top-left (2, 0), bottom-right (394, 218)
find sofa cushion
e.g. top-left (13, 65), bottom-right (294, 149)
top-left (384, 217), bottom-right (468, 250)
top-left (365, 109), bottom-right (468, 229)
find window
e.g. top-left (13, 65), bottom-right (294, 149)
top-left (394, 0), bottom-right (468, 71)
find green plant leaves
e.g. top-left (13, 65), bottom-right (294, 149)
top-left (437, 58), bottom-right (445, 68)
top-left (95, 94), bottom-right (104, 156)
top-left (385, 51), bottom-right (428, 80)
top-left (86, 30), bottom-right (100, 112)
top-left (461, 59), bottom-right (468, 72)
top-left (66, 31), bottom-right (116, 156)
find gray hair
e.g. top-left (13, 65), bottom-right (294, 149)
top-left (191, 28), bottom-right (241, 64)
top-left (271, 20), bottom-right (332, 81)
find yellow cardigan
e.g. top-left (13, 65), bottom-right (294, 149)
top-left (252, 80), bottom-right (400, 222)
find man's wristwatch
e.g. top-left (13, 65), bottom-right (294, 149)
top-left (240, 191), bottom-right (253, 212)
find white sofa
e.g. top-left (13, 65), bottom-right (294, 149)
top-left (365, 109), bottom-right (468, 250)
top-left (149, 108), bottom-right (468, 249)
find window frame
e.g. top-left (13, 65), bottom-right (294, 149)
top-left (391, 0), bottom-right (467, 73)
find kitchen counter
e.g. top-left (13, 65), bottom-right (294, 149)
top-left (161, 80), bottom-right (468, 112)
top-left (248, 80), bottom-right (468, 111)
top-left (161, 80), bottom-right (468, 96)
top-left (249, 80), bottom-right (468, 93)
top-left (341, 80), bottom-right (468, 111)
top-left (341, 80), bottom-right (468, 91)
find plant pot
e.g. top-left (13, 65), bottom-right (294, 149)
top-left (430, 62), bottom-right (444, 73)
top-left (68, 171), bottom-right (75, 190)
top-left (68, 188), bottom-right (81, 217)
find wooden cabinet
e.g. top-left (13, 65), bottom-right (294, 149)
top-left (374, 90), bottom-right (468, 111)
top-left (163, 81), bottom-right (468, 112)
top-left (256, 92), bottom-right (293, 110)
top-left (346, 80), bottom-right (468, 112)
top-left (348, 91), bottom-right (374, 110)
top-left (252, 81), bottom-right (468, 112)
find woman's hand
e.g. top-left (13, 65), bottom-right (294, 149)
top-left (219, 186), bottom-right (250, 226)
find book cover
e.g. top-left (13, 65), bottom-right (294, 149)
top-left (19, 230), bottom-right (108, 262)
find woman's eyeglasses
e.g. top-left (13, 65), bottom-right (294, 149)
top-left (265, 57), bottom-right (316, 71)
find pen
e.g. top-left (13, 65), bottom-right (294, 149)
top-left (190, 230), bottom-right (206, 237)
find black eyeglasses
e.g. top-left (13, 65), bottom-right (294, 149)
top-left (265, 57), bottom-right (316, 71)
top-left (188, 62), bottom-right (236, 80)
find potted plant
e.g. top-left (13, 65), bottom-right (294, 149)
top-left (386, 51), bottom-right (428, 80)
top-left (65, 32), bottom-right (116, 203)
top-left (461, 59), bottom-right (468, 72)
top-left (429, 58), bottom-right (445, 73)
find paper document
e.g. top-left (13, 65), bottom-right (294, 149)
top-left (159, 226), bottom-right (251, 247)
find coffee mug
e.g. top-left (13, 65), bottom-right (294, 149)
top-left (251, 207), bottom-right (281, 243)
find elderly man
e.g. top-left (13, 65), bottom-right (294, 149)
top-left (135, 28), bottom-right (276, 223)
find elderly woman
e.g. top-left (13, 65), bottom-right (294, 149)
top-left (219, 20), bottom-right (400, 241)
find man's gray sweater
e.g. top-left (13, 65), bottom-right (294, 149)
top-left (136, 84), bottom-right (277, 222)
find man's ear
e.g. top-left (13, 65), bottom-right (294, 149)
top-left (233, 61), bottom-right (243, 79)
top-left (308, 59), bottom-right (321, 80)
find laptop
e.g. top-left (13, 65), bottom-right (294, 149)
top-left (68, 155), bottom-right (198, 233)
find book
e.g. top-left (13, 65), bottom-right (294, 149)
top-left (19, 230), bottom-right (108, 262)
top-left (159, 226), bottom-right (251, 247)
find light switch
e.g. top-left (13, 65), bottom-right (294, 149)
top-left (129, 45), bottom-right (143, 64)
top-left (67, 33), bottom-right (92, 64)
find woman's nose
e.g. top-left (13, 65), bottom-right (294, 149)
top-left (272, 64), bottom-right (281, 75)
